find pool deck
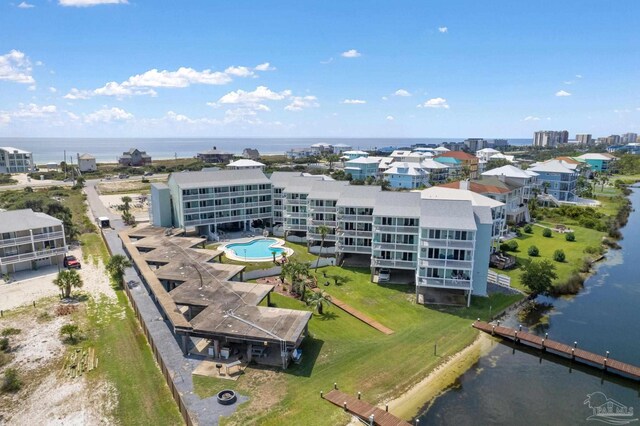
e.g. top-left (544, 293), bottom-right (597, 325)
top-left (219, 237), bottom-right (294, 262)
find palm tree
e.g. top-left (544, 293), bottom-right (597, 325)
top-left (53, 269), bottom-right (83, 298)
top-left (314, 225), bottom-right (330, 272)
top-left (542, 181), bottom-right (550, 194)
top-left (106, 254), bottom-right (132, 287)
top-left (326, 154), bottom-right (340, 171)
top-left (601, 175), bottom-right (609, 191)
top-left (306, 290), bottom-right (332, 315)
top-left (282, 260), bottom-right (310, 301)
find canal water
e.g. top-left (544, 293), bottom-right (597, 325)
top-left (418, 187), bottom-right (640, 425)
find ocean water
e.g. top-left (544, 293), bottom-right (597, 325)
top-left (0, 138), bottom-right (532, 164)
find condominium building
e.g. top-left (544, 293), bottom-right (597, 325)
top-left (533, 131), bottom-right (569, 148)
top-left (0, 147), bottom-right (35, 174)
top-left (464, 138), bottom-right (488, 152)
top-left (0, 209), bottom-right (67, 274)
top-left (576, 134), bottom-right (593, 145)
top-left (150, 169), bottom-right (506, 305)
top-left (621, 133), bottom-right (638, 144)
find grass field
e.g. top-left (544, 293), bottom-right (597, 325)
top-left (193, 266), bottom-right (521, 425)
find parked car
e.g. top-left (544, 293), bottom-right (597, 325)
top-left (378, 268), bottom-right (390, 282)
top-left (118, 174), bottom-right (129, 179)
top-left (63, 255), bottom-right (81, 269)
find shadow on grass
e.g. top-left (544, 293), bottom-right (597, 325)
top-left (286, 336), bottom-right (324, 378)
top-left (315, 311), bottom-right (338, 321)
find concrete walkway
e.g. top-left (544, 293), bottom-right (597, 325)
top-left (84, 180), bottom-right (245, 426)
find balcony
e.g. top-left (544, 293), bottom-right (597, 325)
top-left (0, 235), bottom-right (33, 248)
top-left (371, 258), bottom-right (417, 269)
top-left (0, 231), bottom-right (65, 248)
top-left (309, 220), bottom-right (337, 227)
top-left (416, 277), bottom-right (472, 290)
top-left (419, 258), bottom-right (472, 269)
top-left (373, 225), bottom-right (419, 234)
top-left (285, 198), bottom-right (307, 205)
top-left (373, 242), bottom-right (417, 251)
top-left (336, 245), bottom-right (372, 254)
top-left (1, 247), bottom-right (67, 264)
top-left (420, 239), bottom-right (474, 250)
top-left (32, 231), bottom-right (65, 242)
top-left (309, 205), bottom-right (337, 213)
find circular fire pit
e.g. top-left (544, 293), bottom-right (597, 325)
top-left (216, 389), bottom-right (237, 405)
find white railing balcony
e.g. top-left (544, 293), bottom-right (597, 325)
top-left (32, 231), bottom-right (65, 242)
top-left (337, 245), bottom-right (372, 254)
top-left (417, 277), bottom-right (472, 290)
top-left (1, 247), bottom-right (67, 264)
top-left (0, 235), bottom-right (34, 248)
top-left (285, 198), bottom-right (307, 205)
top-left (309, 220), bottom-right (337, 227)
top-left (419, 258), bottom-right (472, 269)
top-left (371, 258), bottom-right (417, 269)
top-left (373, 225), bottom-right (419, 234)
top-left (182, 194), bottom-right (200, 201)
top-left (309, 205), bottom-right (336, 213)
top-left (420, 239), bottom-right (474, 249)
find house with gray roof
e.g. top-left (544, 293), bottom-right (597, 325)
top-left (0, 209), bottom-right (67, 274)
top-left (197, 146), bottom-right (234, 164)
top-left (118, 148), bottom-right (151, 167)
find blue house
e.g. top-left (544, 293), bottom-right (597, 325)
top-left (341, 150), bottom-right (369, 161)
top-left (344, 157), bottom-right (381, 181)
top-left (383, 162), bottom-right (430, 189)
top-left (528, 160), bottom-right (578, 202)
top-left (576, 153), bottom-right (615, 173)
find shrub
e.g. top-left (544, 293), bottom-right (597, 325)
top-left (565, 232), bottom-right (575, 242)
top-left (0, 338), bottom-right (9, 352)
top-left (542, 228), bottom-right (552, 238)
top-left (515, 228), bottom-right (522, 237)
top-left (553, 249), bottom-right (566, 262)
top-left (528, 245), bottom-right (539, 257)
top-left (1, 328), bottom-right (20, 337)
top-left (552, 273), bottom-right (585, 296)
top-left (524, 224), bottom-right (533, 234)
top-left (602, 238), bottom-right (621, 249)
top-left (1, 368), bottom-right (21, 393)
top-left (579, 258), bottom-right (591, 273)
top-left (500, 240), bottom-right (518, 252)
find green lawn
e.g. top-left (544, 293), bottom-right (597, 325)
top-left (194, 267), bottom-right (521, 425)
top-left (80, 233), bottom-right (110, 265)
top-left (493, 224), bottom-right (603, 291)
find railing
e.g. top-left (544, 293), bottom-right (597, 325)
top-left (32, 231), bottom-right (65, 242)
top-left (0, 247), bottom-right (66, 264)
top-left (284, 198), bottom-right (307, 205)
top-left (417, 277), bottom-right (472, 289)
top-left (0, 235), bottom-right (33, 247)
top-left (309, 206), bottom-right (337, 213)
top-left (338, 229), bottom-right (372, 237)
top-left (373, 225), bottom-right (419, 234)
top-left (309, 220), bottom-right (337, 227)
top-left (487, 270), bottom-right (511, 287)
top-left (337, 214), bottom-right (372, 222)
top-left (371, 258), bottom-right (417, 269)
top-left (373, 242), bottom-right (417, 251)
top-left (420, 239), bottom-right (474, 249)
top-left (336, 245), bottom-right (372, 254)
top-left (420, 258), bottom-right (472, 269)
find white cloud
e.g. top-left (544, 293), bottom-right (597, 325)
top-left (18, 1), bottom-right (35, 8)
top-left (59, 0), bottom-right (128, 6)
top-left (0, 103), bottom-right (58, 124)
top-left (386, 115), bottom-right (394, 121)
top-left (393, 89), bottom-right (411, 97)
top-left (417, 97), bottom-right (449, 109)
top-left (217, 86), bottom-right (291, 106)
top-left (341, 49), bottom-right (361, 58)
top-left (564, 81), bottom-right (574, 85)
top-left (49, 87), bottom-right (57, 93)
top-left (555, 90), bottom-right (571, 97)
top-left (0, 50), bottom-right (34, 84)
top-left (28, 85), bottom-right (36, 91)
top-left (523, 116), bottom-right (541, 121)
top-left (576, 74), bottom-right (583, 78)
top-left (613, 109), bottom-right (631, 114)
top-left (64, 62), bottom-right (270, 99)
top-left (285, 95), bottom-right (319, 111)
top-left (381, 96), bottom-right (388, 101)
top-left (341, 99), bottom-right (366, 104)
top-left (254, 62), bottom-right (275, 71)
top-left (84, 107), bottom-right (133, 123)
top-left (438, 27), bottom-right (448, 33)
top-left (320, 57), bottom-right (334, 64)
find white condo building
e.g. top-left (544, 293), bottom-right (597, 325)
top-left (151, 169), bottom-right (506, 306)
top-left (0, 147), bottom-right (35, 174)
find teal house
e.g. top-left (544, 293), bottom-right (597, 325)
top-left (576, 153), bottom-right (615, 173)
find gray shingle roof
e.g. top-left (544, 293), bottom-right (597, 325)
top-left (373, 191), bottom-right (422, 217)
top-left (420, 199), bottom-right (477, 231)
top-left (170, 169), bottom-right (271, 189)
top-left (0, 209), bottom-right (63, 233)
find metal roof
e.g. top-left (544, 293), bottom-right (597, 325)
top-left (420, 199), bottom-right (477, 231)
top-left (373, 191), bottom-right (422, 217)
top-left (336, 185), bottom-right (382, 207)
top-left (0, 209), bottom-right (63, 233)
top-left (169, 168), bottom-right (271, 189)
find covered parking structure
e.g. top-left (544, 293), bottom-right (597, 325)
top-left (120, 226), bottom-right (311, 369)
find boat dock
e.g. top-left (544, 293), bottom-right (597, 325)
top-left (322, 388), bottom-right (411, 426)
top-left (473, 320), bottom-right (640, 381)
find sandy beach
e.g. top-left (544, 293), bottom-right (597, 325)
top-left (385, 332), bottom-right (498, 421)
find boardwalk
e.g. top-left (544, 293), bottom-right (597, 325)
top-left (473, 320), bottom-right (640, 381)
top-left (323, 389), bottom-right (410, 426)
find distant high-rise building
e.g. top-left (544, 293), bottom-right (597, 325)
top-left (621, 133), bottom-right (638, 144)
top-left (491, 139), bottom-right (509, 148)
top-left (533, 131), bottom-right (568, 147)
top-left (596, 137), bottom-right (608, 145)
top-left (606, 135), bottom-right (621, 145)
top-left (464, 138), bottom-right (487, 152)
top-left (576, 134), bottom-right (592, 145)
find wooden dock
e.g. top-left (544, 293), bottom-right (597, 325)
top-left (322, 389), bottom-right (411, 426)
top-left (473, 320), bottom-right (640, 381)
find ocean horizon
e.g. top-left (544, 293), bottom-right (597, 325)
top-left (0, 137), bottom-right (533, 164)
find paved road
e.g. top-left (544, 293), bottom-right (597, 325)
top-left (83, 181), bottom-right (243, 426)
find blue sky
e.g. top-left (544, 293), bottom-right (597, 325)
top-left (0, 0), bottom-right (638, 138)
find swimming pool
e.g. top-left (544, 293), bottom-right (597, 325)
top-left (223, 238), bottom-right (292, 262)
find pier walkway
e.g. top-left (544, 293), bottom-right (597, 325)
top-left (473, 320), bottom-right (640, 380)
top-left (322, 389), bottom-right (410, 426)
